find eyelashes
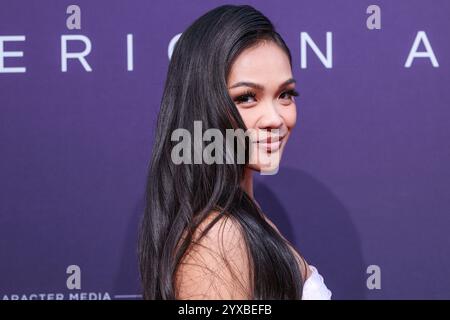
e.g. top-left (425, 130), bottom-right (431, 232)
top-left (233, 89), bottom-right (299, 105)
top-left (234, 91), bottom-right (257, 104)
top-left (281, 89), bottom-right (299, 99)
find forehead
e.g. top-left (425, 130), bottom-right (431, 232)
top-left (228, 41), bottom-right (292, 86)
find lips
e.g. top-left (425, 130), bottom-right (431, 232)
top-left (255, 134), bottom-right (286, 152)
top-left (256, 134), bottom-right (285, 143)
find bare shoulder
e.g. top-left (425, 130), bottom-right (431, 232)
top-left (174, 210), bottom-right (252, 299)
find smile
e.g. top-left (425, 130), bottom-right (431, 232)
top-left (255, 135), bottom-right (286, 153)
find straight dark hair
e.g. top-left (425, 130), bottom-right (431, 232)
top-left (138, 4), bottom-right (304, 299)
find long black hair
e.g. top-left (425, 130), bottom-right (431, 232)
top-left (138, 4), bottom-right (304, 299)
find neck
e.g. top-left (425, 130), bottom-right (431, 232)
top-left (241, 167), bottom-right (254, 199)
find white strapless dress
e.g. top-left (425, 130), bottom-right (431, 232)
top-left (301, 265), bottom-right (332, 300)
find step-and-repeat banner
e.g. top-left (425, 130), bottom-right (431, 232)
top-left (1, 0), bottom-right (449, 299)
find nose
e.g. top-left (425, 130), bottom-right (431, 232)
top-left (258, 101), bottom-right (283, 131)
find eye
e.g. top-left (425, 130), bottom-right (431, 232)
top-left (279, 89), bottom-right (299, 101)
top-left (233, 91), bottom-right (257, 105)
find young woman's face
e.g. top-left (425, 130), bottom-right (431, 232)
top-left (227, 41), bottom-right (298, 174)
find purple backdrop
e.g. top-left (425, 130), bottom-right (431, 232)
top-left (1, 0), bottom-right (449, 299)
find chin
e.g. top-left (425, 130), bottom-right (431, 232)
top-left (248, 148), bottom-right (285, 175)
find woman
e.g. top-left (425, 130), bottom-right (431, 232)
top-left (139, 4), bottom-right (332, 300)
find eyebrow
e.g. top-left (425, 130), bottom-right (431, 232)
top-left (228, 78), bottom-right (296, 91)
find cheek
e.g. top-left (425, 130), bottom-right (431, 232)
top-left (282, 105), bottom-right (297, 129)
top-left (237, 108), bottom-right (258, 129)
